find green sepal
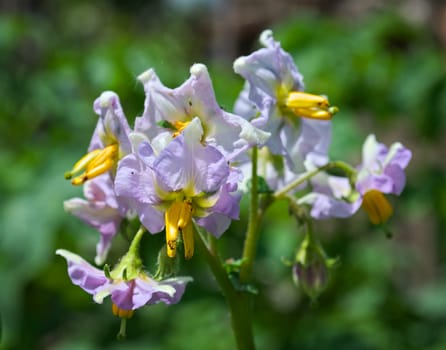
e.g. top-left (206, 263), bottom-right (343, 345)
top-left (257, 176), bottom-right (273, 194)
top-left (157, 120), bottom-right (176, 130)
top-left (228, 273), bottom-right (259, 295)
top-left (223, 258), bottom-right (246, 274)
top-left (223, 258), bottom-right (258, 294)
top-left (104, 264), bottom-right (112, 279)
top-left (154, 244), bottom-right (181, 280)
top-left (246, 176), bottom-right (273, 194)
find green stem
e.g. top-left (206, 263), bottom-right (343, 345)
top-left (274, 161), bottom-right (357, 199)
top-left (128, 226), bottom-right (146, 256)
top-left (240, 146), bottom-right (260, 283)
top-left (208, 232), bottom-right (219, 256)
top-left (194, 226), bottom-right (255, 350)
top-left (117, 318), bottom-right (127, 340)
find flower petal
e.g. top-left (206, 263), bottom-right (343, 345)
top-left (56, 249), bottom-right (108, 294)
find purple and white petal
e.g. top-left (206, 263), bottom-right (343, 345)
top-left (56, 249), bottom-right (108, 294)
top-left (196, 212), bottom-right (233, 238)
top-left (298, 193), bottom-right (360, 220)
top-left (93, 91), bottom-right (132, 155)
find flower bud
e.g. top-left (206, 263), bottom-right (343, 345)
top-left (292, 259), bottom-right (328, 301)
top-left (292, 237), bottom-right (334, 300)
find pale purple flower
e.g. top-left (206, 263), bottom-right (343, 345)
top-left (356, 134), bottom-right (412, 196)
top-left (56, 249), bottom-right (192, 311)
top-left (298, 135), bottom-right (411, 223)
top-left (89, 91), bottom-right (132, 156)
top-left (115, 118), bottom-right (241, 258)
top-left (297, 173), bottom-right (360, 219)
top-left (64, 173), bottom-right (125, 265)
top-left (134, 63), bottom-right (269, 161)
top-left (66, 91), bottom-right (132, 185)
top-left (233, 30), bottom-right (333, 178)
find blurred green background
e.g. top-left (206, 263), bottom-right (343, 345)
top-left (1, 0), bottom-right (446, 349)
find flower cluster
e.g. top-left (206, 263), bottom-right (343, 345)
top-left (58, 30), bottom-right (411, 341)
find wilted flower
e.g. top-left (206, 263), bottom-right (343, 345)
top-left (134, 63), bottom-right (269, 160)
top-left (115, 118), bottom-right (241, 259)
top-left (65, 91), bottom-right (132, 185)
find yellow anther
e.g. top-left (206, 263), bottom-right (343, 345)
top-left (286, 92), bottom-right (330, 108)
top-left (65, 149), bottom-right (102, 179)
top-left (71, 157), bottom-right (115, 185)
top-left (86, 144), bottom-right (118, 171)
top-left (112, 303), bottom-right (134, 319)
top-left (66, 144), bottom-right (119, 185)
top-left (165, 201), bottom-right (193, 258)
top-left (172, 120), bottom-right (190, 138)
top-left (361, 190), bottom-right (393, 225)
top-left (285, 91), bottom-right (337, 120)
top-left (182, 220), bottom-right (194, 260)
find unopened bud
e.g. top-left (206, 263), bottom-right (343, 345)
top-left (292, 237), bottom-right (336, 300)
top-left (292, 259), bottom-right (328, 301)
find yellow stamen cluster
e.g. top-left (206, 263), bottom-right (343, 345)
top-left (172, 120), bottom-right (190, 138)
top-left (65, 144), bottom-right (118, 185)
top-left (112, 303), bottom-right (134, 319)
top-left (286, 91), bottom-right (338, 120)
top-left (165, 201), bottom-right (194, 259)
top-left (361, 190), bottom-right (393, 225)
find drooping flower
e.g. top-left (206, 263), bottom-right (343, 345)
top-left (115, 118), bottom-right (241, 259)
top-left (298, 135), bottom-right (412, 224)
top-left (65, 91), bottom-right (132, 185)
top-left (133, 63), bottom-right (270, 160)
top-left (63, 173), bottom-right (126, 265)
top-left (56, 249), bottom-right (192, 313)
top-left (356, 134), bottom-right (412, 224)
top-left (234, 29), bottom-right (336, 174)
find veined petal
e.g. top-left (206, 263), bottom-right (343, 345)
top-left (114, 154), bottom-right (165, 233)
top-left (356, 174), bottom-right (394, 195)
top-left (196, 212), bottom-right (233, 238)
top-left (154, 118), bottom-right (229, 194)
top-left (361, 134), bottom-right (388, 170)
top-left (56, 249), bottom-right (108, 294)
top-left (298, 193), bottom-right (360, 220)
top-left (93, 91), bottom-right (132, 155)
top-left (383, 164), bottom-right (407, 195)
top-left (385, 142), bottom-right (412, 169)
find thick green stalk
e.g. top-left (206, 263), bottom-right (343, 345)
top-left (194, 227), bottom-right (255, 350)
top-left (240, 146), bottom-right (260, 282)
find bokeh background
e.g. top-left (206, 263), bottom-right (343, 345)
top-left (1, 0), bottom-right (446, 349)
